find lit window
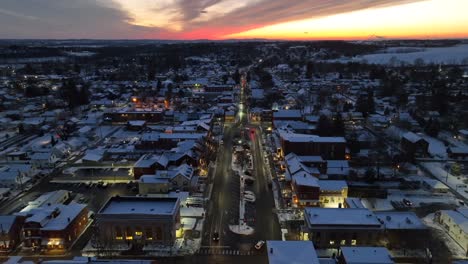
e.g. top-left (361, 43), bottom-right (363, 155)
top-left (135, 231), bottom-right (143, 236)
top-left (351, 239), bottom-right (357, 245)
top-left (126, 236), bottom-right (133, 240)
top-left (329, 240), bottom-right (335, 245)
top-left (340, 240), bottom-right (346, 245)
top-left (116, 236), bottom-right (123, 240)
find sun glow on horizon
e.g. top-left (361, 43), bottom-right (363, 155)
top-left (225, 0), bottom-right (468, 40)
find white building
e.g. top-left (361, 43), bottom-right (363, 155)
top-left (436, 209), bottom-right (468, 254)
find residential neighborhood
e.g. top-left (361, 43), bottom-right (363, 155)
top-left (0, 38), bottom-right (467, 264)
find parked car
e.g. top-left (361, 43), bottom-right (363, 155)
top-left (212, 232), bottom-right (220, 242)
top-left (254, 240), bottom-right (265, 250)
top-left (402, 199), bottom-right (413, 206)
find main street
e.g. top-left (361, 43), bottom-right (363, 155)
top-left (202, 72), bottom-right (280, 256)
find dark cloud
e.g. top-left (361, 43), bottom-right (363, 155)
top-left (190, 0), bottom-right (424, 32)
top-left (0, 0), bottom-right (163, 39)
top-left (0, 0), bottom-right (425, 39)
top-left (177, 0), bottom-right (223, 21)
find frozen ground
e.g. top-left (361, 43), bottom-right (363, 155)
top-left (420, 162), bottom-right (468, 200)
top-left (423, 213), bottom-right (468, 260)
top-left (349, 44), bottom-right (468, 65)
top-left (362, 188), bottom-right (459, 211)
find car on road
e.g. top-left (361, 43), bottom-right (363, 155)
top-left (244, 190), bottom-right (255, 196)
top-left (402, 199), bottom-right (413, 207)
top-left (244, 178), bottom-right (254, 185)
top-left (244, 194), bottom-right (256, 203)
top-left (254, 240), bottom-right (265, 250)
top-left (212, 232), bottom-right (220, 242)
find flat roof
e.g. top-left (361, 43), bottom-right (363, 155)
top-left (99, 196), bottom-right (179, 216)
top-left (267, 240), bottom-right (319, 264)
top-left (318, 180), bottom-right (348, 191)
top-left (305, 208), bottom-right (382, 228)
top-left (293, 174), bottom-right (319, 187)
top-left (340, 247), bottom-right (394, 264)
top-left (375, 212), bottom-right (426, 230)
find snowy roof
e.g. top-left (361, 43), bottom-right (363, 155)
top-left (30, 152), bottom-right (52, 160)
top-left (0, 215), bottom-right (18, 232)
top-left (318, 180), bottom-right (348, 191)
top-left (99, 196), bottom-right (179, 216)
top-left (24, 202), bottom-right (86, 231)
top-left (251, 89), bottom-right (265, 99)
top-left (441, 210), bottom-right (468, 234)
top-left (139, 175), bottom-right (168, 184)
top-left (448, 146), bottom-right (468, 154)
top-left (340, 247), bottom-right (394, 264)
top-left (375, 212), bottom-right (426, 230)
top-left (273, 109), bottom-right (302, 119)
top-left (345, 198), bottom-right (366, 209)
top-left (127, 120), bottom-right (146, 126)
top-left (82, 152), bottom-right (103, 162)
top-left (402, 132), bottom-right (423, 143)
top-left (267, 241), bottom-right (319, 264)
top-left (326, 160), bottom-right (350, 175)
top-left (280, 132), bottom-right (345, 143)
top-left (422, 178), bottom-right (449, 190)
top-left (304, 208), bottom-right (382, 228)
top-left (293, 174), bottom-right (319, 188)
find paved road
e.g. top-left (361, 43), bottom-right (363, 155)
top-left (202, 71), bottom-right (280, 253)
top-left (2, 254), bottom-right (269, 264)
top-left (247, 126), bottom-right (281, 243)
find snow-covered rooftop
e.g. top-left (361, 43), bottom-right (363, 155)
top-left (304, 208), bottom-right (382, 228)
top-left (99, 196), bottom-right (179, 216)
top-left (375, 212), bottom-right (426, 230)
top-left (340, 247), bottom-right (394, 264)
top-left (267, 240), bottom-right (319, 264)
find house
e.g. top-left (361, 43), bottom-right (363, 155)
top-left (19, 202), bottom-right (89, 251)
top-left (318, 180), bottom-right (348, 208)
top-left (96, 196), bottom-right (180, 247)
top-left (458, 129), bottom-right (468, 143)
top-left (133, 154), bottom-right (169, 179)
top-left (421, 178), bottom-right (450, 193)
top-left (30, 152), bottom-right (59, 169)
top-left (291, 174), bottom-right (319, 208)
top-left (375, 211), bottom-right (428, 249)
top-left (337, 246), bottom-right (394, 264)
top-left (6, 151), bottom-right (28, 162)
top-left (18, 190), bottom-right (71, 213)
top-left (0, 170), bottom-right (31, 189)
top-left (435, 209), bottom-right (468, 255)
top-left (0, 216), bottom-right (23, 253)
top-left (273, 109), bottom-right (302, 123)
top-left (279, 132), bottom-right (346, 160)
top-left (400, 132), bottom-right (429, 158)
top-left (266, 240), bottom-right (319, 264)
top-left (303, 208), bottom-right (383, 248)
top-left (126, 120), bottom-right (147, 131)
top-left (139, 164), bottom-right (197, 194)
top-left (448, 146), bottom-right (468, 160)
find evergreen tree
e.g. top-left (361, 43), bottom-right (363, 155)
top-left (317, 115), bottom-right (332, 136)
top-left (332, 112), bottom-right (345, 136)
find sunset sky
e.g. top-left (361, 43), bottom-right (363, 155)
top-left (0, 0), bottom-right (467, 40)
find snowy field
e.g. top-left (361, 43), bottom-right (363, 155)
top-left (339, 44), bottom-right (468, 65)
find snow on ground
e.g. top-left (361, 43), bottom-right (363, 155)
top-left (419, 134), bottom-right (448, 159)
top-left (440, 131), bottom-right (468, 148)
top-left (423, 213), bottom-right (468, 259)
top-left (353, 44), bottom-right (468, 65)
top-left (362, 188), bottom-right (458, 211)
top-left (229, 224), bottom-right (254, 235)
top-left (420, 162), bottom-right (468, 200)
